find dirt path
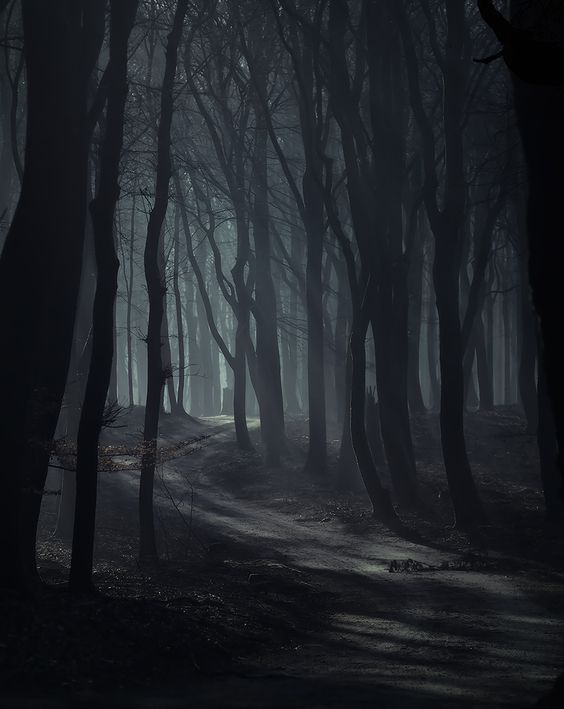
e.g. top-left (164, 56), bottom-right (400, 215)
top-left (88, 419), bottom-right (564, 708)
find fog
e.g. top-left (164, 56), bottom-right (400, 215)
top-left (1, 1), bottom-right (563, 707)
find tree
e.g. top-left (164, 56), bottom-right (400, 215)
top-left (0, 0), bottom-right (105, 591)
top-left (397, 0), bottom-right (486, 528)
top-left (70, 0), bottom-right (139, 594)
top-left (139, 0), bottom-right (189, 564)
top-left (181, 15), bottom-right (257, 451)
top-left (323, 0), bottom-right (420, 507)
top-left (269, 1), bottom-right (329, 474)
top-left (477, 0), bottom-right (564, 511)
top-left (243, 7), bottom-right (286, 466)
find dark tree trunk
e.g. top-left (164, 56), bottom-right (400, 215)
top-left (519, 299), bottom-right (538, 432)
top-left (55, 323), bottom-right (91, 541)
top-left (434, 232), bottom-right (486, 526)
top-left (185, 275), bottom-right (202, 415)
top-left (463, 342), bottom-right (480, 411)
top-left (126, 196), bottom-right (136, 408)
top-left (476, 314), bottom-right (494, 411)
top-left (196, 243), bottom-right (214, 416)
top-left (159, 240), bottom-right (177, 414)
top-left (55, 203), bottom-right (97, 541)
top-left (285, 226), bottom-right (303, 414)
top-left (172, 206), bottom-right (186, 416)
top-left (0, 1), bottom-right (104, 591)
top-left (136, 306), bottom-right (147, 404)
top-left (231, 212), bottom-right (255, 451)
top-left (327, 0), bottom-right (418, 507)
top-left (197, 299), bottom-right (214, 416)
top-left (486, 290), bottom-right (495, 399)
top-left (334, 250), bottom-right (349, 427)
top-left (280, 292), bottom-right (294, 417)
top-left (478, 0), bottom-right (564, 501)
top-left (537, 354), bottom-right (564, 522)
top-left (399, 0), bottom-right (485, 527)
top-left (367, 0), bottom-right (419, 507)
top-left (477, 0), bottom-right (564, 701)
top-left (303, 164), bottom-right (327, 474)
top-left (460, 237), bottom-right (480, 410)
top-left (70, 0), bottom-right (138, 594)
top-left (139, 0), bottom-right (188, 564)
top-left (502, 268), bottom-right (514, 404)
top-left (287, 29), bottom-right (328, 474)
top-left (426, 284), bottom-right (440, 411)
top-left (3, 13), bottom-right (24, 189)
top-left (337, 345), bottom-right (359, 490)
top-left (516, 198), bottom-right (538, 432)
top-left (349, 291), bottom-right (398, 524)
top-left (107, 302), bottom-right (119, 404)
top-left (538, 361), bottom-right (564, 521)
top-left (251, 81), bottom-right (285, 464)
top-left (322, 256), bottom-right (337, 425)
top-left (0, 47), bottom-right (16, 223)
top-left (365, 388), bottom-right (386, 469)
top-left (514, 23), bottom-right (564, 494)
top-left (407, 223), bottom-right (426, 414)
top-left (209, 273), bottom-right (222, 415)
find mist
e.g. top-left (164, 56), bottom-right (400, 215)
top-left (1, 1), bottom-right (563, 707)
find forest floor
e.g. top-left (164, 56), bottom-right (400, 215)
top-left (1, 407), bottom-right (564, 708)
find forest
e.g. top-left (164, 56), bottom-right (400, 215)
top-left (0, 0), bottom-right (563, 706)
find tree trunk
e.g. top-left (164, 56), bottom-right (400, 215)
top-left (334, 250), bottom-right (349, 427)
top-left (70, 0), bottom-right (138, 593)
top-left (303, 166), bottom-right (327, 474)
top-left (172, 206), bottom-right (186, 415)
top-left (514, 18), bottom-right (564, 483)
top-left (185, 275), bottom-right (202, 415)
top-left (434, 233), bottom-right (486, 527)
top-left (210, 282), bottom-right (222, 414)
top-left (286, 226), bottom-right (303, 414)
top-left (107, 300), bottom-right (118, 404)
top-left (0, 1), bottom-right (104, 591)
top-left (426, 281), bottom-right (440, 411)
top-left (139, 0), bottom-right (188, 564)
top-left (516, 199), bottom-right (538, 431)
top-left (407, 224), bottom-right (426, 413)
top-left (349, 292), bottom-right (398, 524)
top-left (538, 360), bottom-right (564, 521)
top-left (476, 314), bottom-right (494, 411)
top-left (160, 245), bottom-right (177, 414)
top-left (196, 245), bottom-right (214, 416)
top-left (399, 0), bottom-right (485, 527)
top-left (478, 0), bottom-right (564, 502)
top-left (0, 46), bottom-right (16, 226)
top-left (126, 196), bottom-right (136, 408)
top-left (337, 345), bottom-right (359, 490)
top-left (228, 192), bottom-right (255, 450)
top-left (327, 0), bottom-right (418, 506)
top-left (55, 204), bottom-right (97, 541)
top-left (291, 31), bottom-right (327, 474)
top-left (502, 266), bottom-right (513, 405)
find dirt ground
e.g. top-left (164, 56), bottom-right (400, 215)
top-left (1, 407), bottom-right (563, 708)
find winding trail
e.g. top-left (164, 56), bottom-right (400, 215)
top-left (96, 418), bottom-right (564, 708)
